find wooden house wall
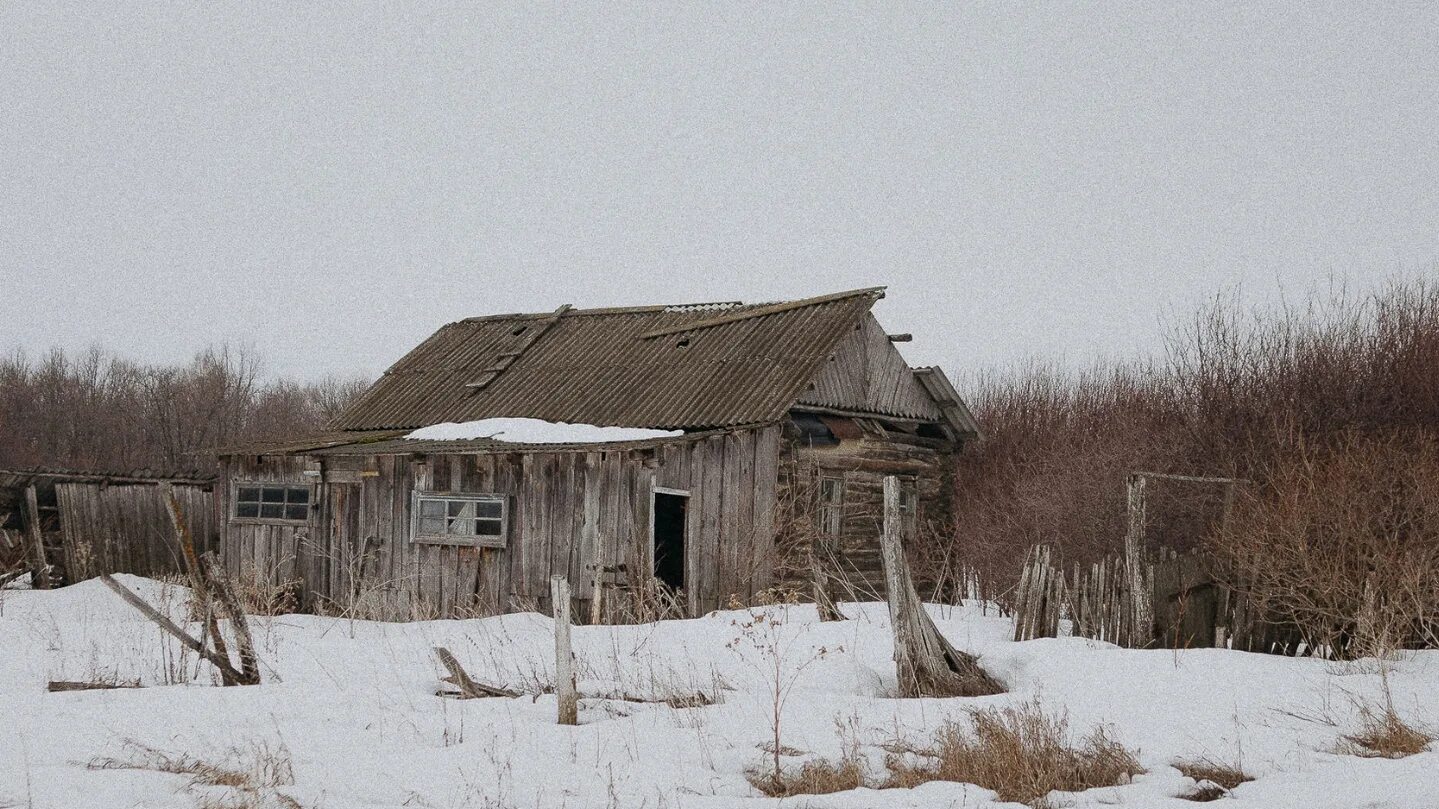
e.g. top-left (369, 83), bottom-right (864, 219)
top-left (775, 433), bottom-right (955, 599)
top-left (798, 315), bottom-right (940, 420)
top-left (53, 482), bottom-right (216, 581)
top-left (219, 423), bottom-right (782, 620)
top-left (217, 454), bottom-right (314, 600)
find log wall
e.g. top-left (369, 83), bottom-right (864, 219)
top-left (775, 431), bottom-right (955, 600)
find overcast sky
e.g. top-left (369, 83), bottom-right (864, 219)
top-left (3, 3), bottom-right (1436, 385)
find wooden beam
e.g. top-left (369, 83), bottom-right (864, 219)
top-left (99, 574), bottom-right (250, 685)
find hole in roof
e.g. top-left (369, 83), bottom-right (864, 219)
top-left (676, 337), bottom-right (691, 349)
top-left (512, 325), bottom-right (528, 336)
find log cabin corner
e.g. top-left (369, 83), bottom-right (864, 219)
top-left (216, 287), bottom-right (980, 620)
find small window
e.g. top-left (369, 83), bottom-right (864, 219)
top-left (817, 476), bottom-right (843, 536)
top-left (412, 492), bottom-right (507, 547)
top-left (233, 483), bottom-right (310, 523)
top-left (897, 481), bottom-right (919, 537)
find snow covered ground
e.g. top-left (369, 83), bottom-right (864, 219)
top-left (1, 576), bottom-right (1436, 808)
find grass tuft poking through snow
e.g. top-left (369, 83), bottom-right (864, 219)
top-left (89, 739), bottom-right (299, 808)
top-left (884, 700), bottom-right (1143, 807)
top-left (747, 755), bottom-right (867, 798)
top-left (1340, 704), bottom-right (1433, 759)
top-left (1173, 757), bottom-right (1253, 801)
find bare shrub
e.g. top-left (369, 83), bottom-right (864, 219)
top-left (727, 609), bottom-right (839, 794)
top-left (1339, 704), bottom-right (1433, 758)
top-left (946, 278), bottom-right (1439, 629)
top-left (884, 701), bottom-right (1142, 807)
top-left (1208, 430), bottom-right (1439, 657)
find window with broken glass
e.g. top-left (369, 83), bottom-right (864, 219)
top-left (412, 492), bottom-right (508, 547)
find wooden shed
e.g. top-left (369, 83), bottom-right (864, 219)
top-left (0, 468), bottom-right (217, 588)
top-left (217, 287), bottom-right (980, 620)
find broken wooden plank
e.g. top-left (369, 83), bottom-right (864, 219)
top-left (98, 574), bottom-right (250, 686)
top-left (47, 680), bottom-right (141, 692)
top-left (433, 646), bottom-right (522, 699)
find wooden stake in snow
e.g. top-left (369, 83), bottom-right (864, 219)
top-left (162, 483), bottom-right (233, 684)
top-left (552, 575), bottom-right (579, 725)
top-left (879, 476), bottom-right (1003, 697)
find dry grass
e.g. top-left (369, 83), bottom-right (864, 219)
top-left (90, 739), bottom-right (297, 807)
top-left (230, 564), bottom-right (300, 617)
top-left (1173, 757), bottom-right (1253, 801)
top-left (1172, 757), bottom-right (1252, 790)
top-left (884, 701), bottom-right (1143, 807)
top-left (1339, 705), bottom-right (1433, 758)
top-left (748, 756), bottom-right (866, 798)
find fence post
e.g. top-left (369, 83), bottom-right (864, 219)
top-left (551, 575), bottom-right (578, 725)
top-left (1124, 473), bottom-right (1152, 647)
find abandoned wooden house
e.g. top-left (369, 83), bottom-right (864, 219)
top-left (0, 468), bottom-right (217, 588)
top-left (217, 287), bottom-right (980, 620)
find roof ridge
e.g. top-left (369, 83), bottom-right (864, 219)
top-left (639, 287), bottom-right (885, 340)
top-left (455, 287), bottom-right (885, 326)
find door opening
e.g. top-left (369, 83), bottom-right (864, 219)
top-left (653, 491), bottom-right (688, 590)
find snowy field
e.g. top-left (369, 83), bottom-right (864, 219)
top-left (1, 576), bottom-right (1436, 809)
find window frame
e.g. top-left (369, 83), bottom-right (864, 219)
top-left (896, 478), bottom-right (920, 537)
top-left (817, 474), bottom-right (844, 536)
top-left (230, 481), bottom-right (313, 526)
top-left (410, 491), bottom-right (509, 548)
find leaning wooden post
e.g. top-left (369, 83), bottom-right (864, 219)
top-left (22, 485), bottom-right (52, 590)
top-left (880, 476), bottom-right (1002, 697)
top-left (162, 484), bottom-right (234, 685)
top-left (1124, 473), bottom-right (1152, 648)
top-left (551, 575), bottom-right (578, 725)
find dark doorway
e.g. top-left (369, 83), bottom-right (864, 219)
top-left (653, 491), bottom-right (688, 590)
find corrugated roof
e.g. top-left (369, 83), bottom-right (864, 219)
top-left (333, 288), bottom-right (890, 431)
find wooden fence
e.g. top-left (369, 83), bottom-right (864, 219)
top-left (1011, 543), bottom-right (1299, 652)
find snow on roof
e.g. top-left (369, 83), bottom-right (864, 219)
top-left (403, 417), bottom-right (683, 444)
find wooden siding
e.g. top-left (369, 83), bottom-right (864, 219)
top-left (219, 424), bottom-right (783, 620)
top-left (798, 315), bottom-right (943, 421)
top-left (53, 482), bottom-right (216, 581)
